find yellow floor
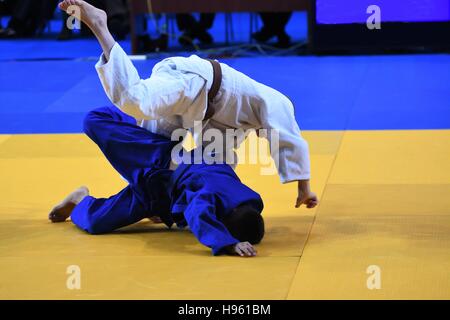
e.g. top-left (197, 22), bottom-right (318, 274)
top-left (0, 130), bottom-right (449, 299)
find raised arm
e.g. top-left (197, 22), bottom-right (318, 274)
top-left (59, 0), bottom-right (184, 120)
top-left (95, 43), bottom-right (187, 120)
top-left (59, 1), bottom-right (114, 60)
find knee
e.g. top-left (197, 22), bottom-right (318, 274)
top-left (83, 107), bottom-right (114, 136)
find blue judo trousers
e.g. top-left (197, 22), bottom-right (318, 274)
top-left (71, 106), bottom-right (264, 255)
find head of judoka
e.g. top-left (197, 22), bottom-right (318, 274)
top-left (222, 204), bottom-right (265, 245)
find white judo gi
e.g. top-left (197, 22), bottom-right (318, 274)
top-left (95, 43), bottom-right (310, 183)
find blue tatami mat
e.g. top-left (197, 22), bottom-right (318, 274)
top-left (1, 54), bottom-right (450, 133)
top-left (0, 12), bottom-right (307, 61)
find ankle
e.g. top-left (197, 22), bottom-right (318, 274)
top-left (90, 18), bottom-right (107, 34)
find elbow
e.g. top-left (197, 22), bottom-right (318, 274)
top-left (114, 83), bottom-right (152, 120)
top-left (119, 101), bottom-right (147, 120)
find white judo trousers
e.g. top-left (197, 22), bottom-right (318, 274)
top-left (95, 43), bottom-right (311, 183)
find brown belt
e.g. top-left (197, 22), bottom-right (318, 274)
top-left (204, 59), bottom-right (222, 121)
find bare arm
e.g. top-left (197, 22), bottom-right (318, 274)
top-left (60, 0), bottom-right (165, 120)
top-left (59, 1), bottom-right (114, 60)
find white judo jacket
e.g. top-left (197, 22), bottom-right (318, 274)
top-left (95, 43), bottom-right (310, 183)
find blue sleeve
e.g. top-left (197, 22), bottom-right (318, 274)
top-left (183, 191), bottom-right (239, 255)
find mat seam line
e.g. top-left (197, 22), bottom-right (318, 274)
top-left (283, 147), bottom-right (340, 300)
top-left (284, 64), bottom-right (371, 299)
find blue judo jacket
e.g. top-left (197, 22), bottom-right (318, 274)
top-left (168, 162), bottom-right (264, 255)
top-left (71, 106), bottom-right (263, 255)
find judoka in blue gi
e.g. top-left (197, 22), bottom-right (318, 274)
top-left (49, 106), bottom-right (265, 257)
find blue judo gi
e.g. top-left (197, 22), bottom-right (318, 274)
top-left (71, 106), bottom-right (264, 255)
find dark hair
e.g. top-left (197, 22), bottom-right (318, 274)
top-left (222, 204), bottom-right (265, 244)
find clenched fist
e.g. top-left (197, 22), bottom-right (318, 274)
top-left (295, 180), bottom-right (319, 209)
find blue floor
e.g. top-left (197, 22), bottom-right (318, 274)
top-left (0, 12), bottom-right (308, 61)
top-left (1, 13), bottom-right (450, 133)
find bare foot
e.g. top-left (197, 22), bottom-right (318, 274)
top-left (58, 0), bottom-right (107, 33)
top-left (49, 186), bottom-right (89, 223)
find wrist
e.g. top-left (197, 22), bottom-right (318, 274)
top-left (298, 180), bottom-right (310, 192)
top-left (224, 243), bottom-right (237, 253)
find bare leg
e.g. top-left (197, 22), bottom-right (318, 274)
top-left (49, 186), bottom-right (90, 223)
top-left (58, 0), bottom-right (115, 61)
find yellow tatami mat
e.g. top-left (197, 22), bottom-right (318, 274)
top-left (287, 130), bottom-right (450, 300)
top-left (1, 130), bottom-right (449, 299)
top-left (0, 132), bottom-right (338, 299)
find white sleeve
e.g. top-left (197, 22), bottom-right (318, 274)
top-left (260, 94), bottom-right (311, 184)
top-left (95, 43), bottom-right (185, 120)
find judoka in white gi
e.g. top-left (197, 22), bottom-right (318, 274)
top-left (58, 0), bottom-right (319, 209)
